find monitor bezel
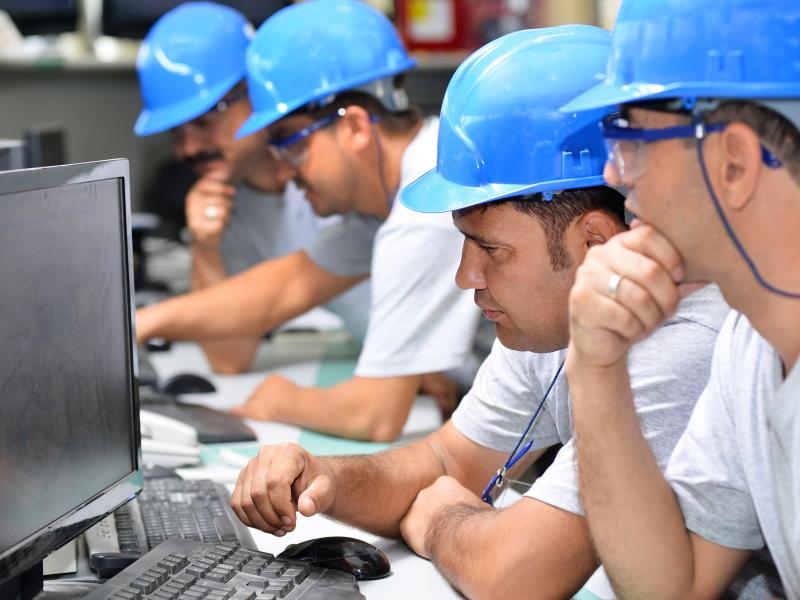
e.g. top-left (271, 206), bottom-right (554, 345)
top-left (0, 159), bottom-right (143, 585)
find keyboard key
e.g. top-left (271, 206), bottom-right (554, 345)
top-left (172, 574), bottom-right (197, 588)
top-left (268, 579), bottom-right (293, 595)
top-left (241, 564), bottom-right (262, 576)
top-left (244, 581), bottom-right (269, 591)
top-left (230, 591), bottom-right (256, 600)
top-left (261, 565), bottom-right (286, 578)
top-left (282, 567), bottom-right (309, 584)
top-left (264, 587), bottom-right (287, 599)
top-left (206, 568), bottom-right (234, 583)
top-left (130, 575), bottom-right (157, 594)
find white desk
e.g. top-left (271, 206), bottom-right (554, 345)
top-left (148, 336), bottom-right (463, 600)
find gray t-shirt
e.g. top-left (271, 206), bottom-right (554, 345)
top-left (220, 182), bottom-right (371, 341)
top-left (303, 211), bottom-right (382, 278)
top-left (665, 311), bottom-right (800, 596)
top-left (452, 284), bottom-right (730, 516)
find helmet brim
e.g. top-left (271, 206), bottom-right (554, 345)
top-left (399, 167), bottom-right (606, 214)
top-left (560, 81), bottom-right (674, 113)
top-left (235, 58), bottom-right (417, 139)
top-left (134, 73), bottom-right (243, 136)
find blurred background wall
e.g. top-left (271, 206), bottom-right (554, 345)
top-left (0, 0), bottom-right (620, 223)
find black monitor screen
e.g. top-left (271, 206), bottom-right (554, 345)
top-left (0, 0), bottom-right (77, 36)
top-left (0, 163), bottom-right (139, 584)
top-left (102, 0), bottom-right (288, 39)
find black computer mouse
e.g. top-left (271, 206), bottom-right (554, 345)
top-left (159, 372), bottom-right (216, 395)
top-left (278, 536), bottom-right (391, 580)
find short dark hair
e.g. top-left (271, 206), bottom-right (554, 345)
top-left (705, 101), bottom-right (800, 184)
top-left (456, 186), bottom-right (626, 271)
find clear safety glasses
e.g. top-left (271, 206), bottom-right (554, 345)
top-left (267, 108), bottom-right (380, 169)
top-left (600, 113), bottom-right (782, 182)
top-left (267, 107), bottom-right (347, 169)
top-left (176, 86), bottom-right (249, 138)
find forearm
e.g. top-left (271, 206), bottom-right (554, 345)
top-left (268, 376), bottom-right (418, 441)
top-left (188, 246), bottom-right (261, 372)
top-left (569, 354), bottom-right (696, 598)
top-left (426, 499), bottom-right (597, 600)
top-left (321, 441), bottom-right (446, 537)
top-left (136, 253), bottom-right (319, 343)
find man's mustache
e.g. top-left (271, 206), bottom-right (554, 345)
top-left (184, 150), bottom-right (224, 167)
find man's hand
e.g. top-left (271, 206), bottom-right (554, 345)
top-left (185, 170), bottom-right (235, 249)
top-left (230, 374), bottom-right (299, 421)
top-left (568, 223), bottom-right (686, 368)
top-left (230, 443), bottom-right (336, 536)
top-left (399, 475), bottom-right (486, 559)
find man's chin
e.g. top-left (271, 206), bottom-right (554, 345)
top-left (495, 327), bottom-right (528, 352)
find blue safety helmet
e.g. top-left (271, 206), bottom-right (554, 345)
top-left (399, 25), bottom-right (611, 214)
top-left (236, 0), bottom-right (417, 139)
top-left (134, 2), bottom-right (254, 136)
top-left (563, 0), bottom-right (800, 113)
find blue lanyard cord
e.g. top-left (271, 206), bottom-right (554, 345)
top-left (481, 359), bottom-right (565, 505)
top-left (695, 122), bottom-right (800, 299)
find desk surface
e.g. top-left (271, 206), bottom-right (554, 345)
top-left (148, 336), bottom-right (607, 600)
top-left (148, 335), bottom-right (462, 600)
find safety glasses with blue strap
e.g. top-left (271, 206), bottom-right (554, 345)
top-left (268, 107), bottom-right (379, 169)
top-left (601, 109), bottom-right (800, 300)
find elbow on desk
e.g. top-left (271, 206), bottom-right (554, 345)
top-left (206, 354), bottom-right (250, 375)
top-left (367, 417), bottom-right (405, 443)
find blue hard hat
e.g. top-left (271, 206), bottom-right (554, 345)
top-left (236, 0), bottom-right (417, 139)
top-left (134, 2), bottom-right (254, 136)
top-left (563, 0), bottom-right (800, 113)
top-left (400, 25), bottom-right (611, 214)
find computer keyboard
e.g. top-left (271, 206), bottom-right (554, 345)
top-left (87, 479), bottom-right (256, 576)
top-left (82, 539), bottom-right (364, 600)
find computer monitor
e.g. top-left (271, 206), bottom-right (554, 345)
top-left (24, 124), bottom-right (67, 168)
top-left (0, 139), bottom-right (27, 171)
top-left (0, 0), bottom-right (78, 36)
top-left (101, 0), bottom-right (289, 39)
top-left (0, 159), bottom-right (142, 600)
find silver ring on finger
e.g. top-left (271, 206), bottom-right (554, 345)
top-left (608, 273), bottom-right (624, 301)
top-left (204, 204), bottom-right (220, 221)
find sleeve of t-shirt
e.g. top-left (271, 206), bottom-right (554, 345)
top-left (451, 339), bottom-right (561, 453)
top-left (304, 213), bottom-right (381, 278)
top-left (527, 300), bottom-right (725, 517)
top-left (665, 322), bottom-right (765, 550)
top-left (354, 209), bottom-right (481, 377)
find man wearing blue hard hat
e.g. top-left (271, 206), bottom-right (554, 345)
top-left (562, 0), bottom-right (800, 596)
top-left (229, 27), bottom-right (730, 598)
top-left (134, 2), bottom-right (369, 374)
top-left (136, 0), bottom-right (484, 440)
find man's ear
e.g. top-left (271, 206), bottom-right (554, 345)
top-left (338, 105), bottom-right (374, 153)
top-left (714, 121), bottom-right (762, 212)
top-left (579, 209), bottom-right (621, 248)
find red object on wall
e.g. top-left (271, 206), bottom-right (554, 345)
top-left (394, 0), bottom-right (471, 51)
